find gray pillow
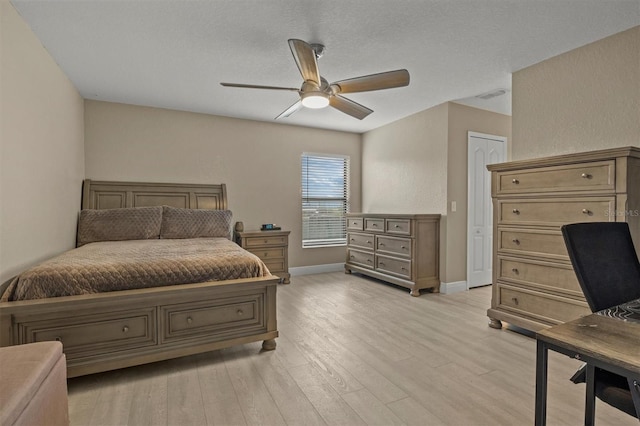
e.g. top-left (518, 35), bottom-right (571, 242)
top-left (77, 206), bottom-right (163, 247)
top-left (160, 206), bottom-right (232, 240)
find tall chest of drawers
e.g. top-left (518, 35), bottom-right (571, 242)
top-left (487, 147), bottom-right (640, 331)
top-left (344, 213), bottom-right (440, 296)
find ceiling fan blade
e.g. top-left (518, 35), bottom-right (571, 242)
top-left (331, 69), bottom-right (410, 94)
top-left (329, 95), bottom-right (373, 120)
top-left (288, 39), bottom-right (320, 86)
top-left (275, 100), bottom-right (303, 120)
top-left (220, 82), bottom-right (299, 91)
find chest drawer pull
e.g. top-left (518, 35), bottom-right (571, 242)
top-left (582, 209), bottom-right (592, 215)
top-left (512, 178), bottom-right (519, 184)
top-left (379, 261), bottom-right (385, 266)
top-left (512, 238), bottom-right (520, 244)
top-left (372, 223), bottom-right (378, 227)
top-left (237, 309), bottom-right (244, 316)
top-left (511, 297), bottom-right (519, 305)
top-left (581, 173), bottom-right (591, 179)
top-left (367, 259), bottom-right (372, 263)
top-left (512, 268), bottom-right (519, 274)
top-left (122, 326), bottom-right (129, 333)
top-left (512, 209), bottom-right (520, 214)
top-left (186, 317), bottom-right (193, 324)
top-left (401, 245), bottom-right (407, 249)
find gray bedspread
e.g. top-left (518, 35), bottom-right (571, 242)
top-left (3, 238), bottom-right (270, 301)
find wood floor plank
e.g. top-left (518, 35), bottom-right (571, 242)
top-left (386, 397), bottom-right (446, 426)
top-left (166, 355), bottom-right (207, 426)
top-left (341, 388), bottom-right (405, 426)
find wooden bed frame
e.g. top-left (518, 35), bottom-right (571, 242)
top-left (0, 180), bottom-right (278, 378)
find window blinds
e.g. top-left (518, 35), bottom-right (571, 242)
top-left (301, 154), bottom-right (350, 248)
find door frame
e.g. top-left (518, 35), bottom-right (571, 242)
top-left (466, 131), bottom-right (507, 290)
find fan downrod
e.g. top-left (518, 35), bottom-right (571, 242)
top-left (310, 43), bottom-right (325, 59)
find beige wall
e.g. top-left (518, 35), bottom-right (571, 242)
top-left (446, 102), bottom-right (511, 283)
top-left (0, 2), bottom-right (85, 283)
top-left (512, 26), bottom-right (640, 160)
top-left (84, 100), bottom-right (361, 268)
top-left (361, 102), bottom-right (511, 284)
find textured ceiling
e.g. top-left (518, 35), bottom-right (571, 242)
top-left (11, 0), bottom-right (640, 134)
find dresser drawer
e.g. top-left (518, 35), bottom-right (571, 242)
top-left (347, 232), bottom-right (374, 250)
top-left (248, 247), bottom-right (285, 260)
top-left (496, 160), bottom-right (615, 195)
top-left (376, 235), bottom-right (412, 258)
top-left (498, 228), bottom-right (567, 260)
top-left (18, 308), bottom-right (157, 359)
top-left (347, 249), bottom-right (374, 269)
top-left (498, 256), bottom-right (582, 296)
top-left (385, 219), bottom-right (411, 235)
top-left (347, 217), bottom-right (364, 231)
top-left (162, 294), bottom-right (264, 343)
top-left (244, 235), bottom-right (287, 247)
top-left (376, 255), bottom-right (411, 279)
top-left (498, 197), bottom-right (615, 226)
top-left (497, 285), bottom-right (590, 324)
top-left (364, 218), bottom-right (385, 232)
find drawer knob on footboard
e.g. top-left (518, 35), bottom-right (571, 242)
top-left (122, 326), bottom-right (129, 333)
top-left (55, 336), bottom-right (63, 343)
top-left (582, 209), bottom-right (592, 215)
top-left (187, 317), bottom-right (193, 324)
top-left (581, 173), bottom-right (592, 179)
top-left (512, 178), bottom-right (519, 184)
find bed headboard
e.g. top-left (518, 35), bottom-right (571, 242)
top-left (82, 180), bottom-right (228, 210)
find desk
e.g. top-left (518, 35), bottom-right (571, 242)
top-left (535, 310), bottom-right (640, 425)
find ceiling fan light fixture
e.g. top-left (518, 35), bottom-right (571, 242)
top-left (301, 91), bottom-right (330, 109)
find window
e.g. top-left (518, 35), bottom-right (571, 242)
top-left (301, 153), bottom-right (350, 248)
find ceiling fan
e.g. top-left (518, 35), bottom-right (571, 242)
top-left (220, 39), bottom-right (410, 120)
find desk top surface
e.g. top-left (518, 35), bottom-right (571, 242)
top-left (537, 311), bottom-right (640, 375)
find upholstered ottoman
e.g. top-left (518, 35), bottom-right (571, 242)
top-left (0, 341), bottom-right (69, 426)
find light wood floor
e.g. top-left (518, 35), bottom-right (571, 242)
top-left (67, 272), bottom-right (636, 425)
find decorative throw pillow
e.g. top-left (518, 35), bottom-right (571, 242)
top-left (77, 206), bottom-right (163, 247)
top-left (160, 206), bottom-right (232, 240)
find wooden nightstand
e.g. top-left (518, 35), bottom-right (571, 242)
top-left (236, 230), bottom-right (290, 284)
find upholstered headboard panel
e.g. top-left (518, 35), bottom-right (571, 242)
top-left (81, 180), bottom-right (228, 210)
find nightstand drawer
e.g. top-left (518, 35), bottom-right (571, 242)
top-left (248, 247), bottom-right (285, 259)
top-left (263, 260), bottom-right (285, 273)
top-left (496, 160), bottom-right (615, 194)
top-left (376, 235), bottom-right (411, 258)
top-left (348, 232), bottom-right (374, 250)
top-left (244, 235), bottom-right (287, 247)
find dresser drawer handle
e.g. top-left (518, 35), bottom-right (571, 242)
top-left (55, 336), bottom-right (63, 343)
top-left (372, 223), bottom-right (378, 227)
top-left (512, 209), bottom-right (520, 214)
top-left (187, 317), bottom-right (193, 324)
top-left (350, 255), bottom-right (355, 259)
top-left (367, 259), bottom-right (372, 263)
top-left (511, 268), bottom-right (519, 274)
top-left (379, 261), bottom-right (385, 266)
top-left (394, 225), bottom-right (400, 228)
top-left (581, 173), bottom-right (592, 179)
top-left (263, 252), bottom-right (269, 257)
top-left (401, 267), bottom-right (407, 271)
top-left (264, 240), bottom-right (269, 243)
top-left (379, 243), bottom-right (385, 246)
top-left (511, 297), bottom-right (519, 305)
top-left (512, 238), bottom-right (520, 244)
top-left (122, 326), bottom-right (130, 333)
top-left (350, 238), bottom-right (355, 241)
top-left (366, 240), bottom-right (371, 244)
top-left (237, 309), bottom-right (244, 316)
top-left (512, 178), bottom-right (519, 184)
top-left (401, 245), bottom-right (407, 249)
top-left (352, 221), bottom-right (359, 225)
top-left (582, 209), bottom-right (592, 215)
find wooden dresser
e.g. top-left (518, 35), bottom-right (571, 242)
top-left (236, 230), bottom-right (290, 284)
top-left (487, 147), bottom-right (640, 331)
top-left (344, 213), bottom-right (440, 296)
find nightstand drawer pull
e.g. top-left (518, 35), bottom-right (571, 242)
top-left (511, 297), bottom-right (519, 305)
top-left (581, 173), bottom-right (591, 179)
top-left (122, 326), bottom-right (129, 333)
top-left (512, 178), bottom-right (519, 184)
top-left (512, 238), bottom-right (520, 244)
top-left (512, 209), bottom-right (520, 214)
top-left (512, 268), bottom-right (519, 274)
top-left (186, 317), bottom-right (193, 324)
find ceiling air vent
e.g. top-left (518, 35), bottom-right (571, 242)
top-left (476, 89), bottom-right (507, 100)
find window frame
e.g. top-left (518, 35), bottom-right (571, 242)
top-left (301, 153), bottom-right (350, 249)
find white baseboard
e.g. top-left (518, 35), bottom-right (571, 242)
top-left (289, 263), bottom-right (345, 276)
top-left (440, 280), bottom-right (467, 294)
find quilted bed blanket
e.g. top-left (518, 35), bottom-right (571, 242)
top-left (3, 238), bottom-right (270, 301)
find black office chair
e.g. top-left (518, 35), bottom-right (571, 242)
top-left (562, 222), bottom-right (640, 419)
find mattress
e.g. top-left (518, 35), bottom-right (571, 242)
top-left (3, 238), bottom-right (270, 301)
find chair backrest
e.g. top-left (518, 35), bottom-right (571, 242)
top-left (562, 222), bottom-right (640, 312)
